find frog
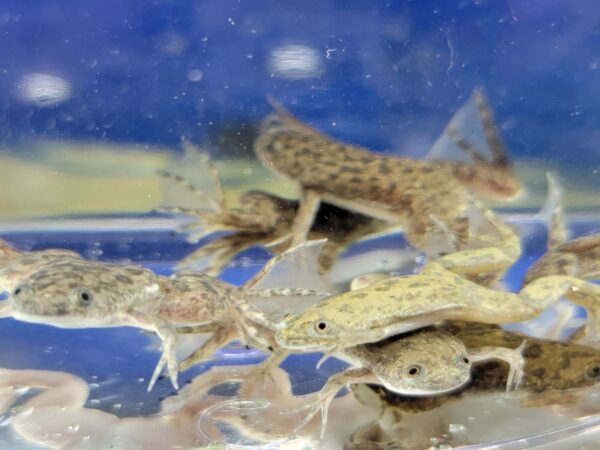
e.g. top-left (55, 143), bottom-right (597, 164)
top-left (254, 89), bottom-right (523, 262)
top-left (292, 326), bottom-right (525, 439)
top-left (4, 239), bottom-right (329, 392)
top-left (347, 321), bottom-right (600, 449)
top-left (274, 197), bottom-right (600, 358)
top-left (525, 172), bottom-right (600, 284)
top-left (157, 143), bottom-right (392, 277)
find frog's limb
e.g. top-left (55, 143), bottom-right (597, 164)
top-left (424, 198), bottom-right (521, 276)
top-left (291, 189), bottom-right (322, 247)
top-left (540, 172), bottom-right (568, 249)
top-left (178, 324), bottom-right (239, 372)
top-left (468, 340), bottom-right (527, 392)
top-left (524, 253), bottom-right (578, 284)
top-left (175, 233), bottom-right (259, 274)
top-left (128, 311), bottom-right (180, 391)
top-left (297, 368), bottom-right (375, 439)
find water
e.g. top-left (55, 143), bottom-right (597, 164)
top-left (1, 1), bottom-right (600, 448)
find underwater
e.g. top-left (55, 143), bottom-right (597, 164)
top-left (0, 0), bottom-right (600, 448)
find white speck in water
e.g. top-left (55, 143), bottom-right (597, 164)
top-left (187, 69), bottom-right (203, 82)
top-left (112, 403), bottom-right (122, 412)
top-left (268, 44), bottom-right (324, 79)
top-left (136, 377), bottom-right (145, 384)
top-left (89, 399), bottom-right (101, 406)
top-left (66, 424), bottom-right (80, 434)
top-left (228, 17), bottom-right (235, 26)
top-left (82, 435), bottom-right (91, 441)
top-left (16, 73), bottom-right (72, 107)
top-left (448, 423), bottom-right (466, 434)
top-left (89, 383), bottom-right (100, 390)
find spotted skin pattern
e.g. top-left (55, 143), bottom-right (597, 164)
top-left (255, 90), bottom-right (522, 251)
top-left (4, 240), bottom-right (327, 392)
top-left (275, 201), bottom-right (600, 357)
top-left (158, 146), bottom-right (387, 276)
top-left (348, 322), bottom-right (600, 449)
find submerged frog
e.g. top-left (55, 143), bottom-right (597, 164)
top-left (5, 240), bottom-right (328, 392)
top-left (294, 326), bottom-right (525, 439)
top-left (347, 322), bottom-right (600, 449)
top-left (158, 146), bottom-right (390, 276)
top-left (525, 173), bottom-right (600, 284)
top-left (274, 199), bottom-right (600, 357)
top-left (254, 90), bottom-right (523, 256)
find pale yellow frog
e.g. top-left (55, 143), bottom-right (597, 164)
top-left (274, 199), bottom-right (600, 358)
top-left (254, 90), bottom-right (523, 264)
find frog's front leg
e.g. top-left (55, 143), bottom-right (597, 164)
top-left (468, 340), bottom-right (527, 392)
top-left (127, 311), bottom-right (180, 391)
top-left (178, 323), bottom-right (239, 372)
top-left (291, 188), bottom-right (321, 247)
top-left (297, 368), bottom-right (376, 439)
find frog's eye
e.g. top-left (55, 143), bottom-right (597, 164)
top-left (462, 356), bottom-right (470, 365)
top-left (314, 321), bottom-right (329, 333)
top-left (585, 362), bottom-right (600, 379)
top-left (77, 289), bottom-right (93, 306)
top-left (13, 284), bottom-right (31, 297)
top-left (406, 364), bottom-right (426, 378)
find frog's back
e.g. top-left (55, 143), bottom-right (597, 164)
top-left (320, 274), bottom-right (467, 329)
top-left (255, 128), bottom-right (462, 213)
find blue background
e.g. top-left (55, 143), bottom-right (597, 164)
top-left (0, 0), bottom-right (599, 166)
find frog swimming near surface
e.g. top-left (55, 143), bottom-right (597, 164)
top-left (4, 240), bottom-right (329, 392)
top-left (254, 89), bottom-right (523, 255)
top-left (274, 198), bottom-right (600, 358)
top-left (347, 321), bottom-right (600, 449)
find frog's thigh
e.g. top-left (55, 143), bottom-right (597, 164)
top-left (291, 188), bottom-right (322, 246)
top-left (179, 324), bottom-right (238, 371)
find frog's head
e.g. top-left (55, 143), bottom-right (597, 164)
top-left (275, 306), bottom-right (370, 352)
top-left (372, 330), bottom-right (472, 396)
top-left (10, 259), bottom-right (162, 327)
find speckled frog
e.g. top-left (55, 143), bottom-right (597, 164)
top-left (254, 90), bottom-right (523, 257)
top-left (348, 321), bottom-right (600, 449)
top-left (4, 240), bottom-right (328, 391)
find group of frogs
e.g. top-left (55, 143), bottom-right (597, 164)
top-left (1, 89), bottom-right (600, 449)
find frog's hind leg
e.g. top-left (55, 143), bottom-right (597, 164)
top-left (175, 232), bottom-right (262, 275)
top-left (291, 188), bottom-right (322, 247)
top-left (178, 323), bottom-right (239, 372)
top-left (296, 368), bottom-right (375, 439)
top-left (521, 276), bottom-right (600, 343)
top-left (424, 197), bottom-right (521, 278)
